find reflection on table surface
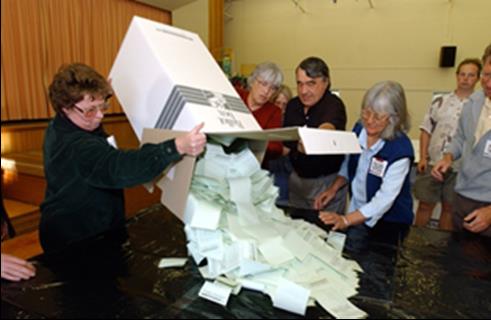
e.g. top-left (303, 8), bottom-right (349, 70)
top-left (2, 204), bottom-right (490, 318)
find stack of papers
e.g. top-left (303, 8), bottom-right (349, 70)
top-left (182, 143), bottom-right (367, 318)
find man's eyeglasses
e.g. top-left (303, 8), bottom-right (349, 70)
top-left (73, 102), bottom-right (110, 118)
top-left (361, 108), bottom-right (390, 123)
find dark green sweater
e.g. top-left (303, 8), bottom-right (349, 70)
top-left (40, 115), bottom-right (182, 253)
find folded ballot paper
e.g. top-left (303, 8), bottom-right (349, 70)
top-left (185, 144), bottom-right (367, 318)
top-left (110, 16), bottom-right (364, 318)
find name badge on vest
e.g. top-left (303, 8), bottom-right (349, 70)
top-left (484, 140), bottom-right (491, 159)
top-left (369, 157), bottom-right (388, 177)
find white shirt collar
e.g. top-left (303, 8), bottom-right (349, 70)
top-left (359, 128), bottom-right (385, 152)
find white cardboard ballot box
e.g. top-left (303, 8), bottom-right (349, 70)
top-left (109, 16), bottom-right (261, 140)
top-left (142, 127), bottom-right (360, 221)
top-left (109, 16), bottom-right (361, 220)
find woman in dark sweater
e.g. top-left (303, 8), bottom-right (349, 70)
top-left (40, 63), bottom-right (206, 253)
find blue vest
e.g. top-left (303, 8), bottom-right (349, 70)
top-left (348, 123), bottom-right (414, 225)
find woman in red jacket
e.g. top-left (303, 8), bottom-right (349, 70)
top-left (236, 62), bottom-right (284, 169)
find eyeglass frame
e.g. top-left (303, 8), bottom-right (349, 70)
top-left (72, 101), bottom-right (110, 118)
top-left (361, 108), bottom-right (391, 123)
top-left (255, 78), bottom-right (280, 92)
top-left (481, 71), bottom-right (491, 80)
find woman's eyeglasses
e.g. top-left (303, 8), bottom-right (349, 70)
top-left (361, 108), bottom-right (390, 123)
top-left (73, 102), bottom-right (110, 118)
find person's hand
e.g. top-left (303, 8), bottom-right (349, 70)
top-left (314, 188), bottom-right (337, 210)
top-left (282, 146), bottom-right (290, 156)
top-left (1, 253), bottom-right (36, 281)
top-left (417, 158), bottom-right (427, 174)
top-left (463, 206), bottom-right (491, 234)
top-left (319, 122), bottom-right (335, 130)
top-left (297, 140), bottom-right (305, 154)
top-left (318, 212), bottom-right (349, 231)
top-left (175, 123), bottom-right (207, 157)
top-left (431, 157), bottom-right (452, 182)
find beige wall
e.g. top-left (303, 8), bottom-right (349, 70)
top-left (173, 0), bottom-right (209, 47)
top-left (223, 0), bottom-right (489, 138)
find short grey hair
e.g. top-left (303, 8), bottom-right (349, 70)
top-left (247, 62), bottom-right (283, 89)
top-left (361, 81), bottom-right (411, 140)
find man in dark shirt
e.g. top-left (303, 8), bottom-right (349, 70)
top-left (283, 57), bottom-right (348, 220)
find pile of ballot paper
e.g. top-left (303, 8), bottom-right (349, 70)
top-left (181, 142), bottom-right (367, 318)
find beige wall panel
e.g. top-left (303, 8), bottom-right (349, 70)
top-left (223, 0), bottom-right (490, 138)
top-left (173, 0), bottom-right (209, 47)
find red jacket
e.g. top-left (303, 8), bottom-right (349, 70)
top-left (237, 89), bottom-right (283, 168)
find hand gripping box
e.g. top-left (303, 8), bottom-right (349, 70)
top-left (110, 16), bottom-right (361, 220)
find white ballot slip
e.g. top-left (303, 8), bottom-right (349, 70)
top-left (327, 231), bottom-right (347, 253)
top-left (198, 281), bottom-right (233, 306)
top-left (158, 257), bottom-right (187, 268)
top-left (272, 279), bottom-right (310, 316)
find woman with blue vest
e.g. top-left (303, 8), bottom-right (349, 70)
top-left (314, 81), bottom-right (414, 231)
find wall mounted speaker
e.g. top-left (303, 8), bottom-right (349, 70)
top-left (439, 46), bottom-right (457, 68)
